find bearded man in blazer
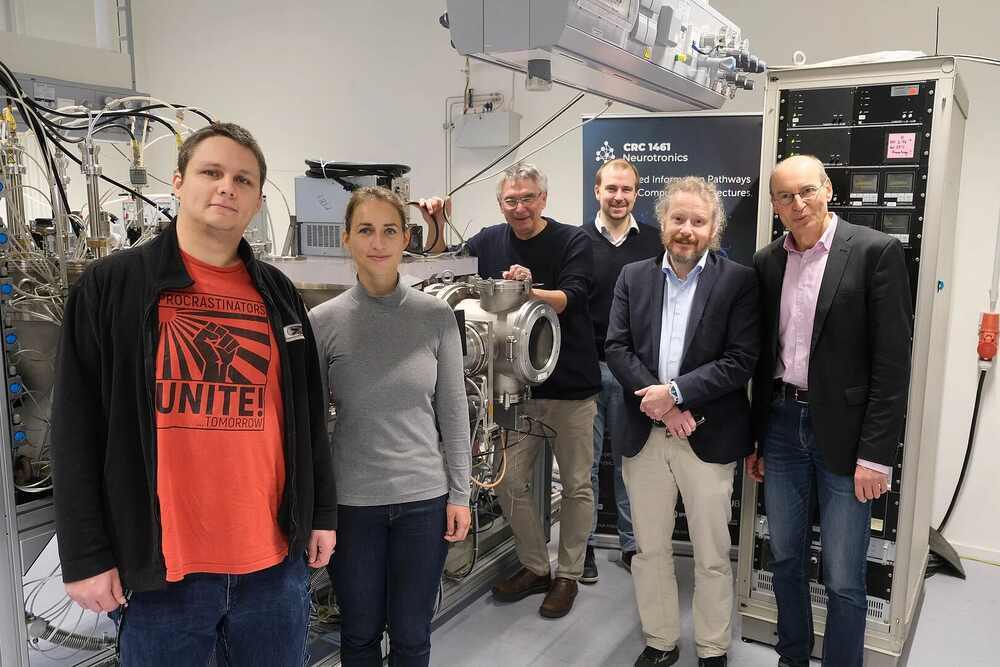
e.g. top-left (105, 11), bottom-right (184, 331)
top-left (746, 154), bottom-right (912, 667)
top-left (606, 177), bottom-right (759, 667)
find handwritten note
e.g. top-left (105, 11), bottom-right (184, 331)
top-left (886, 133), bottom-right (917, 160)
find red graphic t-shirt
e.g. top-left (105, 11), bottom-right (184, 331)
top-left (155, 250), bottom-right (287, 581)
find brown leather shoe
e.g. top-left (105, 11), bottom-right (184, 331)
top-left (539, 577), bottom-right (578, 618)
top-left (492, 567), bottom-right (551, 602)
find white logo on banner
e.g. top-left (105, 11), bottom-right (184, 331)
top-left (595, 141), bottom-right (615, 163)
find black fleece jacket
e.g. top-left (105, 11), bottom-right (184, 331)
top-left (51, 225), bottom-right (336, 592)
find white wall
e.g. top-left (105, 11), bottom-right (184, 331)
top-left (129, 0), bottom-right (1000, 560)
top-left (129, 0), bottom-right (635, 243)
top-left (0, 0), bottom-right (130, 86)
top-left (18, 0), bottom-right (99, 48)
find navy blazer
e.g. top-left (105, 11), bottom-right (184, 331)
top-left (605, 251), bottom-right (760, 462)
top-left (751, 219), bottom-right (913, 474)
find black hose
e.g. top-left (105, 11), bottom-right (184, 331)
top-left (49, 136), bottom-right (174, 221)
top-left (32, 109), bottom-right (178, 141)
top-left (304, 161), bottom-right (411, 200)
top-left (467, 505), bottom-right (480, 572)
top-left (445, 501), bottom-right (480, 580)
top-left (0, 57), bottom-right (188, 235)
top-left (936, 368), bottom-right (988, 533)
top-left (1, 65), bottom-right (205, 147)
top-left (304, 161), bottom-right (410, 181)
top-left (418, 205), bottom-right (440, 253)
top-left (0, 61), bottom-right (76, 230)
top-left (90, 123), bottom-right (137, 142)
top-left (692, 41), bottom-right (713, 56)
top-left (22, 98), bottom-right (214, 124)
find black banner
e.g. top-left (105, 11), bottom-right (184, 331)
top-left (582, 113), bottom-right (762, 267)
top-left (584, 113), bottom-right (762, 543)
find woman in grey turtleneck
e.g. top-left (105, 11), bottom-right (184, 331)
top-left (308, 186), bottom-right (471, 667)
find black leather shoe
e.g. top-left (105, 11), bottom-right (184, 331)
top-left (635, 646), bottom-right (679, 666)
top-left (622, 549), bottom-right (636, 572)
top-left (581, 545), bottom-right (599, 584)
top-left (698, 655), bottom-right (727, 666)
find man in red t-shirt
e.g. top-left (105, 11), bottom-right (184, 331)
top-left (53, 123), bottom-right (336, 666)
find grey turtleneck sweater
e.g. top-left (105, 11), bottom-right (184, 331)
top-left (308, 280), bottom-right (471, 507)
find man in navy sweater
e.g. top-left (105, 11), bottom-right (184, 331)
top-left (420, 163), bottom-right (600, 618)
top-left (579, 160), bottom-right (663, 583)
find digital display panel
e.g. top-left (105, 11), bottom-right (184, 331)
top-left (890, 84), bottom-right (920, 97)
top-left (885, 173), bottom-right (914, 193)
top-left (882, 213), bottom-right (910, 234)
top-left (851, 173), bottom-right (878, 193)
top-left (846, 213), bottom-right (877, 228)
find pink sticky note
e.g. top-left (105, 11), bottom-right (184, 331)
top-left (886, 133), bottom-right (916, 160)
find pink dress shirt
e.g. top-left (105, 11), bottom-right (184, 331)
top-left (775, 215), bottom-right (891, 479)
top-left (776, 216), bottom-right (837, 389)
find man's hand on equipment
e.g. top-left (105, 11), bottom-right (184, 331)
top-left (415, 197), bottom-right (450, 229)
top-left (502, 264), bottom-right (533, 283)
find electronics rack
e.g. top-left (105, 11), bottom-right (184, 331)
top-left (737, 57), bottom-right (968, 666)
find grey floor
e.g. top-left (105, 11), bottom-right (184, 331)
top-left (430, 529), bottom-right (999, 666)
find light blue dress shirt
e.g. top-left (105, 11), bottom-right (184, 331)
top-left (657, 251), bottom-right (709, 401)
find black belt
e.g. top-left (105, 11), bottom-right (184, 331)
top-left (774, 380), bottom-right (810, 404)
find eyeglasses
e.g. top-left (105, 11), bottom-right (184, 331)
top-left (501, 193), bottom-right (540, 208)
top-left (773, 184), bottom-right (824, 207)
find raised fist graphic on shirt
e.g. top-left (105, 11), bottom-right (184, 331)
top-left (193, 322), bottom-right (240, 382)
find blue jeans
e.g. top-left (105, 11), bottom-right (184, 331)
top-left (114, 555), bottom-right (310, 666)
top-left (589, 361), bottom-right (635, 551)
top-left (332, 495), bottom-right (448, 667)
top-left (762, 398), bottom-right (871, 667)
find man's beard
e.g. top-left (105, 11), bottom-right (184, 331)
top-left (666, 239), bottom-right (705, 269)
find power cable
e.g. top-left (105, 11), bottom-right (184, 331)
top-left (447, 92), bottom-right (585, 198)
top-left (936, 368), bottom-right (987, 534)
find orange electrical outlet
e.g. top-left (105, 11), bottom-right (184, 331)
top-left (978, 312), bottom-right (999, 361)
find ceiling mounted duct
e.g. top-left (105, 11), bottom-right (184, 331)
top-left (444, 0), bottom-right (765, 112)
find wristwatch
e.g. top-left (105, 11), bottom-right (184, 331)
top-left (668, 380), bottom-right (682, 406)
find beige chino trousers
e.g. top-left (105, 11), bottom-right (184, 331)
top-left (497, 397), bottom-right (598, 581)
top-left (622, 428), bottom-right (736, 658)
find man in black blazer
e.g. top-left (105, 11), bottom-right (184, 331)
top-left (606, 177), bottom-right (759, 667)
top-left (747, 155), bottom-right (912, 667)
